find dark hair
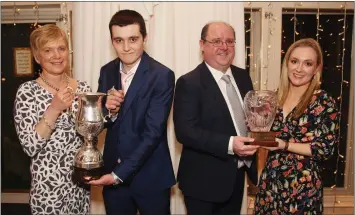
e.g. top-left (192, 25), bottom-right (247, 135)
top-left (109, 10), bottom-right (147, 38)
top-left (200, 22), bottom-right (236, 41)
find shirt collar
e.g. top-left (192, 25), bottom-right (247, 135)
top-left (204, 61), bottom-right (232, 82)
top-left (120, 58), bottom-right (142, 75)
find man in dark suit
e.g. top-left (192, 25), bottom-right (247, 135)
top-left (173, 21), bottom-right (260, 215)
top-left (89, 10), bottom-right (176, 215)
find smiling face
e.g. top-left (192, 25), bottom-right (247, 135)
top-left (34, 38), bottom-right (69, 75)
top-left (200, 22), bottom-right (235, 72)
top-left (111, 24), bottom-right (146, 71)
top-left (287, 46), bottom-right (320, 88)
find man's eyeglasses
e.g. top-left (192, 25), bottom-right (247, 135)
top-left (203, 39), bottom-right (236, 47)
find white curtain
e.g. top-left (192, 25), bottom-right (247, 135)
top-left (72, 2), bottom-right (247, 214)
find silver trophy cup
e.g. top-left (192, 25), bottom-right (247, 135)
top-left (73, 92), bottom-right (107, 183)
top-left (244, 90), bottom-right (278, 147)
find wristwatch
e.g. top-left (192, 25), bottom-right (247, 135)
top-left (111, 172), bottom-right (120, 185)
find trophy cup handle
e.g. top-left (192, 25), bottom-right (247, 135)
top-left (97, 93), bottom-right (111, 123)
top-left (102, 86), bottom-right (118, 123)
top-left (103, 106), bottom-right (113, 123)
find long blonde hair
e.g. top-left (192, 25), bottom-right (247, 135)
top-left (278, 38), bottom-right (323, 118)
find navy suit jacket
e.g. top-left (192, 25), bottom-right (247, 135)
top-left (97, 52), bottom-right (176, 192)
top-left (174, 62), bottom-right (257, 202)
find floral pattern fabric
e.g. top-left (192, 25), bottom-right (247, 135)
top-left (254, 90), bottom-right (339, 215)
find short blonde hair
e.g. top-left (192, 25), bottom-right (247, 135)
top-left (278, 38), bottom-right (323, 118)
top-left (30, 24), bottom-right (68, 58)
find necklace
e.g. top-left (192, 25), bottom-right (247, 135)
top-left (40, 73), bottom-right (69, 91)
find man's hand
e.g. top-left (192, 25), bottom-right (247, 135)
top-left (87, 174), bottom-right (117, 186)
top-left (232, 136), bottom-right (259, 156)
top-left (106, 89), bottom-right (124, 114)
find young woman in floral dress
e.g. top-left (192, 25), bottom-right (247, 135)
top-left (254, 38), bottom-right (340, 215)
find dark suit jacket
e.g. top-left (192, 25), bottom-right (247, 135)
top-left (173, 62), bottom-right (257, 202)
top-left (97, 52), bottom-right (176, 192)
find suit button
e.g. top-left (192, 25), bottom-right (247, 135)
top-left (117, 158), bottom-right (121, 164)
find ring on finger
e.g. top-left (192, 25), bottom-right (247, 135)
top-left (67, 86), bottom-right (74, 95)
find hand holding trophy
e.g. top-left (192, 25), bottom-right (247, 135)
top-left (244, 90), bottom-right (278, 147)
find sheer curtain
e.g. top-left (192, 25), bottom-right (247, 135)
top-left (72, 2), bottom-right (247, 214)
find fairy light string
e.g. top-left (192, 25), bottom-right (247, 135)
top-left (247, 2), bottom-right (256, 88)
top-left (332, 2), bottom-right (347, 212)
top-left (249, 2), bottom-right (254, 76)
top-left (292, 3), bottom-right (297, 42)
top-left (30, 2), bottom-right (41, 30)
top-left (316, 2), bottom-right (320, 41)
top-left (13, 2), bottom-right (17, 26)
top-left (57, 2), bottom-right (73, 77)
top-left (264, 2), bottom-right (275, 88)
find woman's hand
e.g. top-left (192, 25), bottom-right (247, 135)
top-left (262, 138), bottom-right (286, 151)
top-left (51, 87), bottom-right (74, 113)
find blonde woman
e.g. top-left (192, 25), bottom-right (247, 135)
top-left (13, 24), bottom-right (91, 214)
top-left (254, 38), bottom-right (339, 214)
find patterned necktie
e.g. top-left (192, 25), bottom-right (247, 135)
top-left (121, 71), bottom-right (134, 94)
top-left (221, 74), bottom-right (252, 168)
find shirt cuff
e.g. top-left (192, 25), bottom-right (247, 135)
top-left (111, 171), bottom-right (123, 183)
top-left (110, 113), bottom-right (118, 122)
top-left (228, 136), bottom-right (234, 155)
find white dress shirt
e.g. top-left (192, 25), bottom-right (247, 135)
top-left (120, 58), bottom-right (141, 94)
top-left (205, 62), bottom-right (245, 155)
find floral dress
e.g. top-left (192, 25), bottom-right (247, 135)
top-left (254, 90), bottom-right (339, 215)
top-left (14, 80), bottom-right (91, 215)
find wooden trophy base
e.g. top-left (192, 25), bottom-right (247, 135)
top-left (247, 131), bottom-right (278, 147)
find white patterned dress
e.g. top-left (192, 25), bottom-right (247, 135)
top-left (13, 80), bottom-right (91, 215)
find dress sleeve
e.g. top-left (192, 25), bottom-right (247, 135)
top-left (13, 82), bottom-right (48, 157)
top-left (81, 81), bottom-right (92, 92)
top-left (310, 92), bottom-right (340, 161)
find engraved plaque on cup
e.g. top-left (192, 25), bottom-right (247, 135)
top-left (244, 90), bottom-right (278, 147)
top-left (72, 92), bottom-right (106, 184)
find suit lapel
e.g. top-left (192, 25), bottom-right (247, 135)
top-left (113, 59), bottom-right (123, 91)
top-left (231, 68), bottom-right (249, 99)
top-left (120, 52), bottom-right (149, 119)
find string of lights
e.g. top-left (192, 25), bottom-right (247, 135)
top-left (264, 2), bottom-right (276, 88)
top-left (57, 2), bottom-right (73, 77)
top-left (30, 2), bottom-right (41, 30)
top-left (292, 3), bottom-right (297, 42)
top-left (316, 4), bottom-right (323, 41)
top-left (332, 2), bottom-right (347, 212)
top-left (247, 2), bottom-right (257, 88)
top-left (12, 2), bottom-right (20, 26)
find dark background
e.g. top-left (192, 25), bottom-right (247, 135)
top-left (1, 23), bottom-right (48, 192)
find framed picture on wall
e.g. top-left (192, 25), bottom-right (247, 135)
top-left (13, 47), bottom-right (33, 77)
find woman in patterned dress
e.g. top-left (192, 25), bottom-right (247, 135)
top-left (253, 38), bottom-right (339, 214)
top-left (13, 24), bottom-right (90, 214)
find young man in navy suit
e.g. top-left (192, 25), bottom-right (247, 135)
top-left (173, 22), bottom-right (260, 215)
top-left (89, 10), bottom-right (176, 215)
